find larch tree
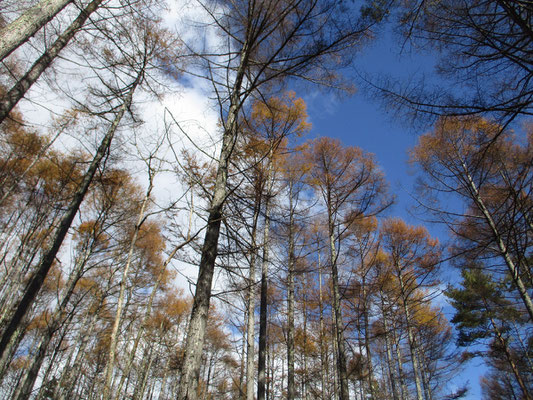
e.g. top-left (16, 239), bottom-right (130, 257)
top-left (305, 137), bottom-right (390, 400)
top-left (411, 116), bottom-right (533, 322)
top-left (175, 1), bottom-right (389, 398)
top-left (380, 218), bottom-right (441, 400)
top-left (0, 11), bottom-right (175, 361)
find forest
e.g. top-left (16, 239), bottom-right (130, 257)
top-left (0, 0), bottom-right (531, 399)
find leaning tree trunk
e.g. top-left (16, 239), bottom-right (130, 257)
top-left (0, 0), bottom-right (104, 124)
top-left (14, 239), bottom-right (95, 400)
top-left (461, 161), bottom-right (533, 321)
top-left (176, 36), bottom-right (251, 400)
top-left (0, 75), bottom-right (139, 361)
top-left (0, 0), bottom-right (74, 62)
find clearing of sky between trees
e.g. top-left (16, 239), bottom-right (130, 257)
top-left (0, 0), bottom-right (531, 399)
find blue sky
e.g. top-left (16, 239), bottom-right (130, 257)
top-left (302, 26), bottom-right (486, 399)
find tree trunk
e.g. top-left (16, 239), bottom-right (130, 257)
top-left (328, 217), bottom-right (350, 400)
top-left (0, 0), bottom-right (73, 61)
top-left (103, 174), bottom-right (153, 399)
top-left (398, 274), bottom-right (424, 400)
top-left (462, 162), bottom-right (533, 321)
top-left (113, 239), bottom-right (188, 398)
top-left (0, 75), bottom-right (138, 362)
top-left (177, 36), bottom-right (251, 400)
top-left (257, 200), bottom-right (271, 400)
top-left (317, 246), bottom-right (327, 400)
top-left (286, 182), bottom-right (297, 400)
top-left (379, 293), bottom-right (399, 400)
top-left (14, 239), bottom-right (94, 400)
top-left (0, 0), bottom-right (104, 124)
top-left (245, 189), bottom-right (262, 400)
top-left (362, 284), bottom-right (375, 399)
top-left (257, 154), bottom-right (274, 400)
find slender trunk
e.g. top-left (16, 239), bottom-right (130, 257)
top-left (0, 324), bottom-right (25, 382)
top-left (14, 240), bottom-right (94, 400)
top-left (57, 292), bottom-right (104, 400)
top-left (257, 154), bottom-right (274, 400)
top-left (0, 0), bottom-right (73, 61)
top-left (0, 0), bottom-right (104, 124)
top-left (103, 176), bottom-right (154, 399)
top-left (362, 284), bottom-right (374, 399)
top-left (240, 322), bottom-right (246, 400)
top-left (328, 218), bottom-right (349, 400)
top-left (462, 162), bottom-right (533, 321)
top-left (177, 36), bottom-right (251, 400)
top-left (246, 190), bottom-right (262, 400)
top-left (380, 294), bottom-right (399, 400)
top-left (113, 240), bottom-right (188, 398)
top-left (132, 339), bottom-right (156, 400)
top-left (418, 352), bottom-right (432, 400)
top-left (287, 184), bottom-right (296, 400)
top-left (0, 77), bottom-right (138, 360)
top-left (392, 326), bottom-right (408, 400)
top-left (317, 246), bottom-right (327, 400)
top-left (398, 273), bottom-right (424, 400)
top-left (302, 283), bottom-right (309, 400)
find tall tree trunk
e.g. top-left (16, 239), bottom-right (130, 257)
top-left (398, 274), bottom-right (424, 400)
top-left (462, 162), bottom-right (533, 321)
top-left (245, 189), bottom-right (262, 400)
top-left (328, 215), bottom-right (350, 400)
top-left (0, 74), bottom-right (139, 361)
top-left (0, 0), bottom-right (74, 61)
top-left (102, 174), bottom-right (154, 399)
top-left (177, 36), bottom-right (251, 400)
top-left (113, 239), bottom-right (189, 399)
top-left (318, 255), bottom-right (328, 400)
top-left (256, 207), bottom-right (271, 400)
top-left (362, 283), bottom-right (375, 399)
top-left (14, 239), bottom-right (94, 400)
top-left (287, 184), bottom-right (296, 400)
top-left (257, 156), bottom-right (274, 400)
top-left (379, 293), bottom-right (399, 400)
top-left (0, 0), bottom-right (104, 124)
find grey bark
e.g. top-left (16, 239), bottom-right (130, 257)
top-left (0, 0), bottom-right (74, 62)
top-left (287, 186), bottom-right (296, 400)
top-left (0, 75), bottom-right (139, 362)
top-left (102, 170), bottom-right (154, 399)
top-left (245, 187), bottom-right (262, 400)
top-left (0, 0), bottom-right (104, 124)
top-left (256, 197), bottom-right (271, 400)
top-left (379, 293), bottom-right (400, 400)
top-left (14, 239), bottom-right (95, 400)
top-left (328, 216), bottom-right (350, 400)
top-left (461, 161), bottom-right (533, 321)
top-left (176, 35), bottom-right (251, 400)
top-left (398, 274), bottom-right (424, 400)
